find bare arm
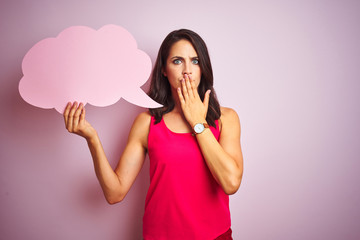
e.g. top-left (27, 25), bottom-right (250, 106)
top-left (64, 102), bottom-right (150, 204)
top-left (177, 75), bottom-right (243, 195)
top-left (195, 107), bottom-right (243, 195)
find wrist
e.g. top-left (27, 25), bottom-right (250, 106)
top-left (85, 131), bottom-right (99, 144)
top-left (190, 118), bottom-right (207, 128)
top-left (192, 122), bottom-right (209, 135)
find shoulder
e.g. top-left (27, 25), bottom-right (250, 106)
top-left (133, 111), bottom-right (152, 124)
top-left (219, 107), bottom-right (241, 133)
top-left (220, 107), bottom-right (239, 119)
top-left (128, 111), bottom-right (152, 148)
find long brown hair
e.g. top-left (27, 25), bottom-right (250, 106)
top-left (148, 29), bottom-right (221, 127)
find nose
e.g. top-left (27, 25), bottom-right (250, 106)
top-left (182, 61), bottom-right (192, 76)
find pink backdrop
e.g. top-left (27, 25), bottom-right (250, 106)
top-left (1, 0), bottom-right (359, 239)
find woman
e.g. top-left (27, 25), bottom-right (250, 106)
top-left (64, 29), bottom-right (243, 239)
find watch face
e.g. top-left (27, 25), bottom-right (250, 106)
top-left (194, 123), bottom-right (205, 133)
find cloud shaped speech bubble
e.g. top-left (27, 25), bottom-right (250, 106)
top-left (19, 24), bottom-right (162, 113)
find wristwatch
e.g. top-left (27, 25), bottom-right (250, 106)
top-left (193, 123), bottom-right (209, 135)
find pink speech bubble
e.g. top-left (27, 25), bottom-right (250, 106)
top-left (19, 24), bottom-right (162, 113)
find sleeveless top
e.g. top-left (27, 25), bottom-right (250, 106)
top-left (143, 116), bottom-right (231, 240)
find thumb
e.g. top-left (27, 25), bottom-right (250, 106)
top-left (203, 90), bottom-right (211, 110)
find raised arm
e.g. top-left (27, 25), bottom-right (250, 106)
top-left (196, 107), bottom-right (243, 195)
top-left (177, 75), bottom-right (243, 195)
top-left (63, 102), bottom-right (150, 204)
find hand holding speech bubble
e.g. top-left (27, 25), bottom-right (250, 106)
top-left (19, 24), bottom-right (162, 113)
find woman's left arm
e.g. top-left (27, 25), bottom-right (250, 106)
top-left (178, 74), bottom-right (243, 195)
top-left (196, 107), bottom-right (243, 195)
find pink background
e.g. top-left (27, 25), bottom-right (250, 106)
top-left (1, 0), bottom-right (359, 239)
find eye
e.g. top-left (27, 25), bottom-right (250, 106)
top-left (192, 59), bottom-right (199, 65)
top-left (173, 59), bottom-right (182, 65)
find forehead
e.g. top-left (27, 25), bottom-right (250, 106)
top-left (168, 39), bottom-right (197, 57)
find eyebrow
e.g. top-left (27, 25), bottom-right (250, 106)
top-left (170, 56), bottom-right (199, 60)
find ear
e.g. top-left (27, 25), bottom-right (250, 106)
top-left (161, 67), bottom-right (167, 77)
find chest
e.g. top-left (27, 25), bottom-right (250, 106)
top-left (163, 113), bottom-right (193, 134)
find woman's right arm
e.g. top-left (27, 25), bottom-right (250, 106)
top-left (63, 102), bottom-right (150, 204)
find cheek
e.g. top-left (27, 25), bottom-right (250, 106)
top-left (166, 66), bottom-right (181, 78)
top-left (194, 67), bottom-right (201, 78)
top-left (166, 72), bottom-right (182, 88)
top-left (195, 79), bottom-right (201, 88)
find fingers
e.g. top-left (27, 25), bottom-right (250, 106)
top-left (188, 74), bottom-right (198, 97)
top-left (80, 106), bottom-right (86, 123)
top-left (177, 87), bottom-right (185, 105)
top-left (180, 74), bottom-right (197, 101)
top-left (67, 102), bottom-right (78, 132)
top-left (177, 74), bottom-right (210, 125)
top-left (184, 74), bottom-right (195, 99)
top-left (63, 102), bottom-right (72, 127)
top-left (64, 102), bottom-right (84, 133)
top-left (181, 77), bottom-right (190, 101)
top-left (73, 103), bottom-right (83, 130)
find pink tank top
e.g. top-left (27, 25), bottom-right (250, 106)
top-left (143, 116), bottom-right (231, 240)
